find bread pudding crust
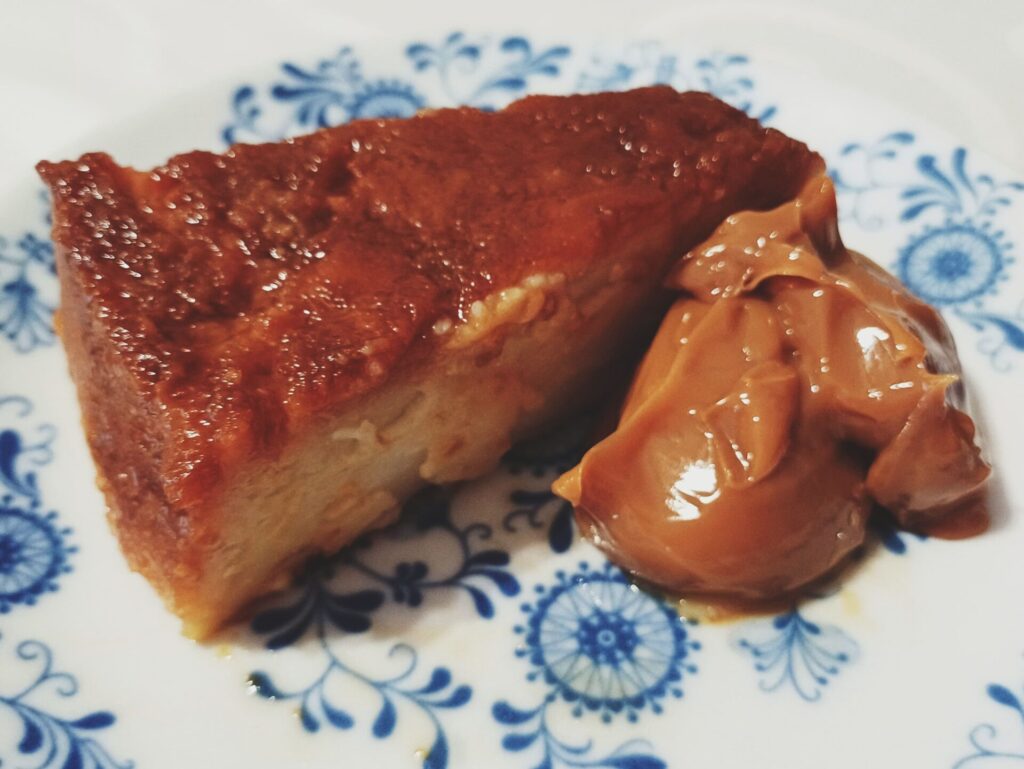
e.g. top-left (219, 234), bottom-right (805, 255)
top-left (38, 87), bottom-right (819, 635)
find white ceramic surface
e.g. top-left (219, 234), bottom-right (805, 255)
top-left (1, 8), bottom-right (1023, 769)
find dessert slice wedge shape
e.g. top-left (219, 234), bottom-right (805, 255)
top-left (38, 86), bottom-right (819, 637)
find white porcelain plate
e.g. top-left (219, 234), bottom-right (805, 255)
top-left (1, 31), bottom-right (1023, 769)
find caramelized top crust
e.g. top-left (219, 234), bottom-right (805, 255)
top-left (37, 87), bottom-right (818, 502)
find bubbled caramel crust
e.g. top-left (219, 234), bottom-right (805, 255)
top-left (38, 87), bottom-right (818, 512)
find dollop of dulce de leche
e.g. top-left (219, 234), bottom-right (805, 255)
top-left (553, 170), bottom-right (991, 603)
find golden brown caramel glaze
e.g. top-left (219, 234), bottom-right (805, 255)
top-left (554, 168), bottom-right (990, 600)
top-left (39, 89), bottom-right (813, 495)
top-left (37, 87), bottom-right (820, 627)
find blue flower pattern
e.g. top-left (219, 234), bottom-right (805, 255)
top-left (733, 609), bottom-right (859, 702)
top-left (339, 487), bottom-right (521, 618)
top-left (0, 397), bottom-right (128, 768)
top-left (576, 43), bottom-right (776, 122)
top-left (249, 637), bottom-right (470, 769)
top-left (503, 489), bottom-right (576, 555)
top-left (224, 33), bottom-right (568, 145)
top-left (831, 132), bottom-right (917, 230)
top-left (243, 488), bottom-right (512, 767)
top-left (1, 226), bottom-right (56, 354)
top-left (955, 682), bottom-right (1024, 767)
top-left (224, 48), bottom-right (427, 144)
top-left (0, 499), bottom-right (72, 615)
top-left (0, 396), bottom-right (73, 614)
top-left (406, 33), bottom-right (569, 110)
top-left (492, 562), bottom-right (697, 768)
top-left (727, 509), bottom-right (920, 704)
top-left (871, 515), bottom-right (927, 555)
top-left (2, 32), bottom-right (1023, 768)
top-left (500, 414), bottom-right (592, 554)
top-left (0, 636), bottom-right (132, 768)
top-left (832, 135), bottom-right (1024, 369)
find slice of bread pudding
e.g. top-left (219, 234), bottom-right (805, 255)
top-left (38, 86), bottom-right (818, 637)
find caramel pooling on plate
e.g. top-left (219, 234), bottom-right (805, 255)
top-left (554, 169), bottom-right (990, 600)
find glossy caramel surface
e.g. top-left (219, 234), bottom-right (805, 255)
top-left (554, 171), bottom-right (990, 600)
top-left (37, 87), bottom-right (818, 504)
